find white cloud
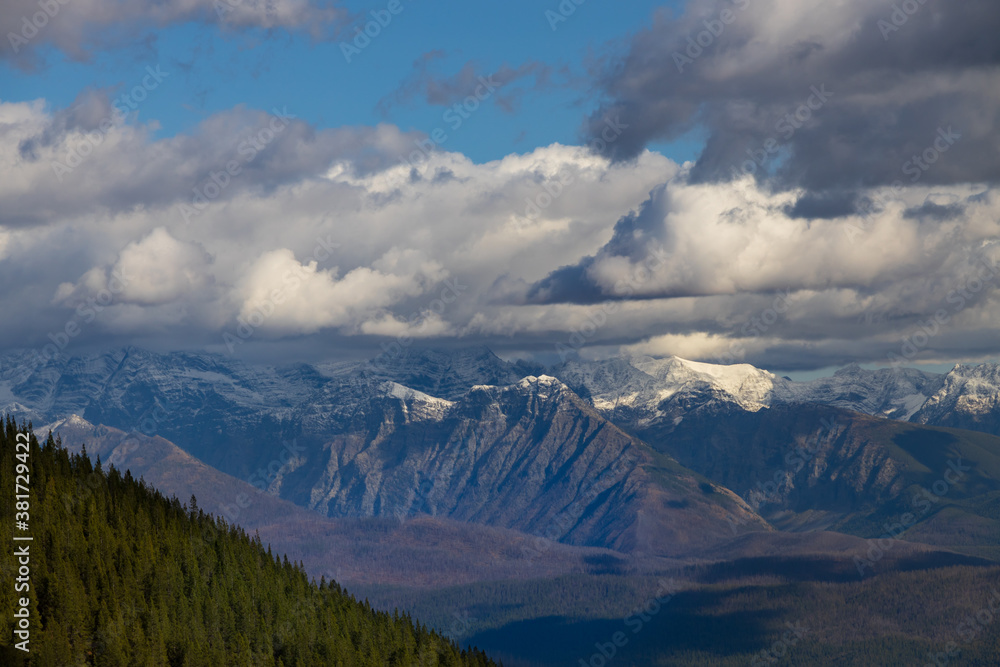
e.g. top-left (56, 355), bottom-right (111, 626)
top-left (234, 248), bottom-right (447, 335)
top-left (55, 227), bottom-right (211, 307)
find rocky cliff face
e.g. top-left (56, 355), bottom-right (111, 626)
top-left (279, 375), bottom-right (768, 556)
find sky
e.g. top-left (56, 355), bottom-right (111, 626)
top-left (1, 0), bottom-right (999, 376)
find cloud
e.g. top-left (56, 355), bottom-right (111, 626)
top-left (1, 0), bottom-right (344, 67)
top-left (377, 55), bottom-right (560, 117)
top-left (234, 248), bottom-right (447, 335)
top-left (0, 96), bottom-right (423, 228)
top-left (5, 89), bottom-right (1000, 371)
top-left (526, 167), bottom-right (999, 304)
top-left (584, 0), bottom-right (1000, 193)
top-left (55, 227), bottom-right (213, 307)
top-left (0, 96), bottom-right (672, 355)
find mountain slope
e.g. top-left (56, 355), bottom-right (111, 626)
top-left (277, 375), bottom-right (770, 557)
top-left (0, 418), bottom-right (497, 666)
top-left (47, 415), bottom-right (646, 588)
top-left (628, 403), bottom-right (1000, 556)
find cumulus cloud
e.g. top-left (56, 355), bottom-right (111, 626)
top-left (234, 248), bottom-right (447, 335)
top-left (0, 97), bottom-right (673, 356)
top-left (584, 0), bottom-right (1000, 196)
top-left (54, 227), bottom-right (212, 308)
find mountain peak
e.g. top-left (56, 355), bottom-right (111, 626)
top-left (515, 374), bottom-right (568, 395)
top-left (833, 362), bottom-right (864, 376)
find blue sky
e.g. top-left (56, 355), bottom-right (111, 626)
top-left (2, 0), bottom-right (692, 163)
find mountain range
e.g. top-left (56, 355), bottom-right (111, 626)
top-left (3, 346), bottom-right (1000, 558)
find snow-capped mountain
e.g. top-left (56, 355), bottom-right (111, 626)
top-left (4, 346), bottom-right (1000, 449)
top-left (5, 350), bottom-right (768, 556)
top-left (780, 364), bottom-right (946, 420)
top-left (911, 363), bottom-right (1000, 435)
top-left (554, 355), bottom-right (787, 429)
top-left (555, 355), bottom-right (1000, 436)
top-left (4, 345), bottom-right (1000, 553)
top-left (276, 372), bottom-right (767, 555)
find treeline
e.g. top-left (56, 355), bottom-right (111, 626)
top-left (0, 417), bottom-right (496, 666)
top-left (366, 565), bottom-right (1000, 666)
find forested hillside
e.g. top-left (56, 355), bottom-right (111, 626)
top-left (0, 417), bottom-right (496, 667)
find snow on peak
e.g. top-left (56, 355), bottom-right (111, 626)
top-left (518, 374), bottom-right (560, 387)
top-left (39, 413), bottom-right (94, 434)
top-left (383, 382), bottom-right (452, 405)
top-left (382, 382), bottom-right (454, 420)
top-left (517, 375), bottom-right (566, 391)
top-left (626, 355), bottom-right (779, 411)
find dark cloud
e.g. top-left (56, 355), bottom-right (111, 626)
top-left (525, 184), bottom-right (673, 304)
top-left (525, 262), bottom-right (607, 305)
top-left (584, 0), bottom-right (1000, 192)
top-left (903, 201), bottom-right (965, 221)
top-left (785, 191), bottom-right (859, 219)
